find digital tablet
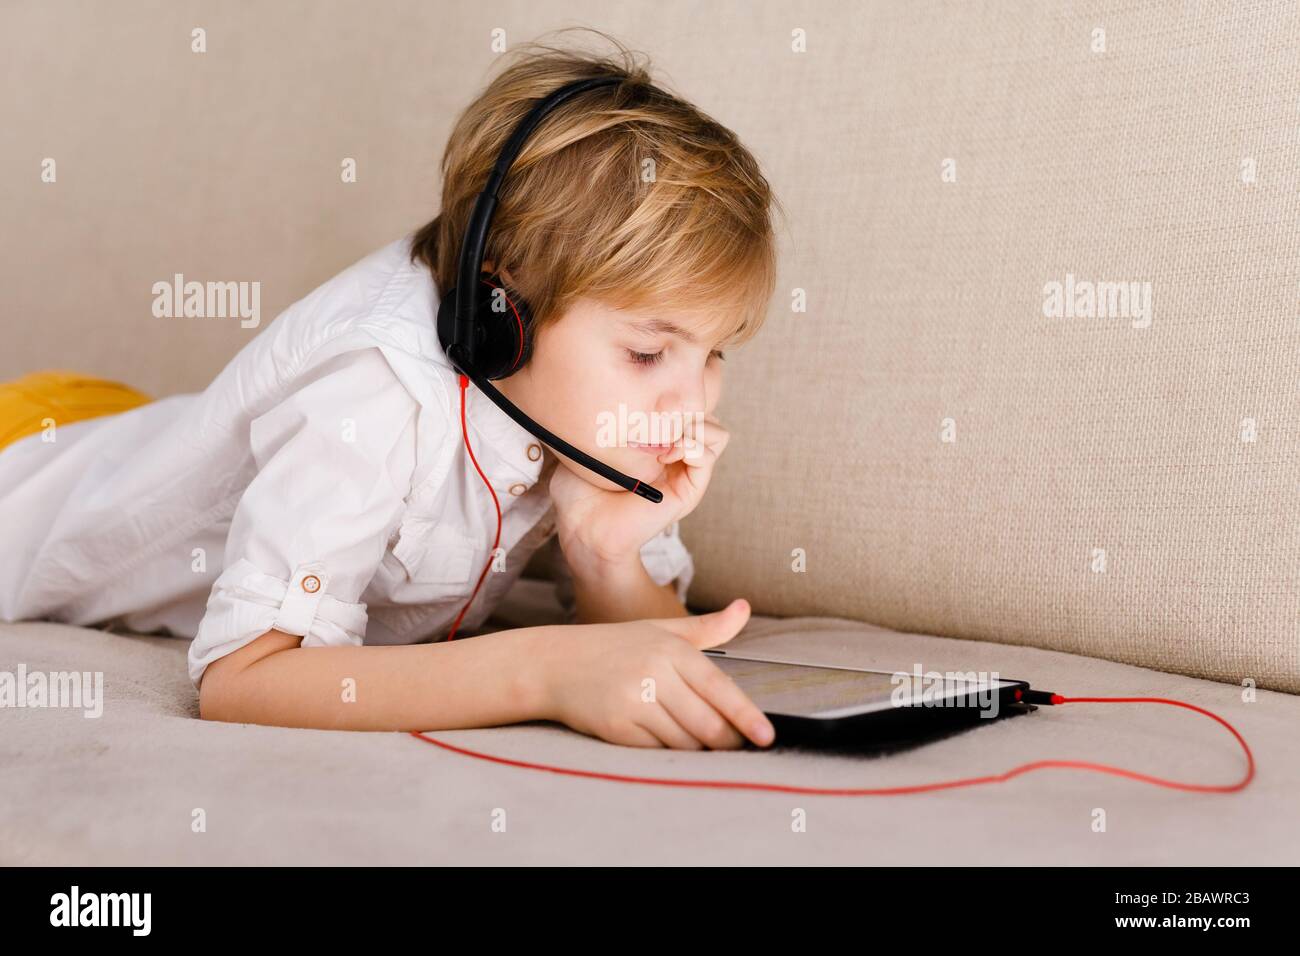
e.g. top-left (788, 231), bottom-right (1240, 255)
top-left (702, 649), bottom-right (1033, 747)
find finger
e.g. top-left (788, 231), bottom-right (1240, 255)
top-left (674, 428), bottom-right (727, 476)
top-left (703, 422), bottom-right (729, 457)
top-left (660, 668), bottom-right (746, 749)
top-left (663, 440), bottom-right (719, 502)
top-left (656, 414), bottom-right (723, 463)
top-left (678, 655), bottom-right (776, 749)
top-left (660, 436), bottom-right (703, 467)
top-left (658, 428), bottom-right (695, 464)
top-left (652, 598), bottom-right (751, 649)
top-left (657, 426), bottom-right (721, 481)
top-left (689, 419), bottom-right (729, 461)
top-left (679, 438), bottom-right (718, 477)
top-left (613, 721), bottom-right (669, 748)
top-left (661, 418), bottom-right (728, 465)
top-left (635, 699), bottom-right (706, 750)
top-left (658, 442), bottom-right (685, 465)
top-left (693, 414), bottom-right (727, 448)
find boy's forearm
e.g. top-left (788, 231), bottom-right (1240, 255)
top-left (570, 555), bottom-right (688, 624)
top-left (199, 625), bottom-right (555, 732)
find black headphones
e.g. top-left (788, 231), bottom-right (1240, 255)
top-left (437, 75), bottom-right (664, 503)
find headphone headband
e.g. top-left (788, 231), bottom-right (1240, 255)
top-left (452, 75), bottom-right (623, 362)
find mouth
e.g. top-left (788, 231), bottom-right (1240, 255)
top-left (627, 441), bottom-right (674, 456)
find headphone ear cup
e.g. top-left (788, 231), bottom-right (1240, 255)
top-left (501, 278), bottom-right (536, 373)
top-left (435, 272), bottom-right (534, 380)
top-left (436, 285), bottom-right (461, 363)
top-left (475, 272), bottom-right (535, 380)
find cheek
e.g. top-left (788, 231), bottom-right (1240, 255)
top-left (569, 376), bottom-right (613, 443)
top-left (533, 333), bottom-right (597, 425)
top-left (546, 346), bottom-right (641, 445)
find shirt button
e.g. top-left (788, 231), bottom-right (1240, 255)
top-left (301, 574), bottom-right (321, 593)
top-left (509, 482), bottom-right (527, 496)
top-left (526, 442), bottom-right (542, 461)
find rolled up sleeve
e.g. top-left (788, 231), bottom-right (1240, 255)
top-left (551, 519), bottom-right (697, 623)
top-left (637, 519), bottom-right (695, 605)
top-left (188, 347), bottom-right (419, 688)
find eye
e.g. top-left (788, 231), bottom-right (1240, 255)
top-left (710, 350), bottom-right (726, 362)
top-left (627, 349), bottom-right (665, 367)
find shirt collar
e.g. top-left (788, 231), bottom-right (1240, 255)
top-left (463, 383), bottom-right (548, 489)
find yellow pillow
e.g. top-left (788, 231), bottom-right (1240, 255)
top-left (0, 370), bottom-right (153, 450)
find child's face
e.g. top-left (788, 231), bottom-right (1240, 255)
top-left (496, 293), bottom-right (727, 492)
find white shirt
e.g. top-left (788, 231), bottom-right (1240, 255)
top-left (0, 233), bottom-right (695, 687)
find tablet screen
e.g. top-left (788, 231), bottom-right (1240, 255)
top-left (707, 654), bottom-right (1015, 719)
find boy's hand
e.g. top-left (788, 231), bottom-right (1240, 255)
top-left (534, 598), bottom-right (775, 749)
top-left (549, 412), bottom-right (730, 571)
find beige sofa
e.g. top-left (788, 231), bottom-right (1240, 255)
top-left (2, 2), bottom-right (1297, 864)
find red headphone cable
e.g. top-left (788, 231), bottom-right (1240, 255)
top-left (443, 373), bottom-right (502, 643)
top-left (410, 693), bottom-right (1254, 797)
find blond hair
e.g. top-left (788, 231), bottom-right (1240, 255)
top-left (410, 29), bottom-right (781, 350)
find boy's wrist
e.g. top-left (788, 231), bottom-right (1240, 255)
top-left (508, 624), bottom-right (564, 722)
top-left (501, 629), bottom-right (553, 717)
top-left (557, 530), bottom-right (685, 622)
top-left (557, 533), bottom-right (642, 585)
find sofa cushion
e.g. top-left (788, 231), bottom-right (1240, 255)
top-left (1, 579), bottom-right (1294, 865)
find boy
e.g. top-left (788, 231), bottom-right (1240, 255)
top-left (0, 35), bottom-right (779, 749)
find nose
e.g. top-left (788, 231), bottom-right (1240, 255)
top-left (657, 369), bottom-right (713, 439)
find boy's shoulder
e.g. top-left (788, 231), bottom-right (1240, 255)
top-left (241, 233), bottom-right (458, 419)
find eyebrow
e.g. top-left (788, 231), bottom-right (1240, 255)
top-left (625, 317), bottom-right (699, 345)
